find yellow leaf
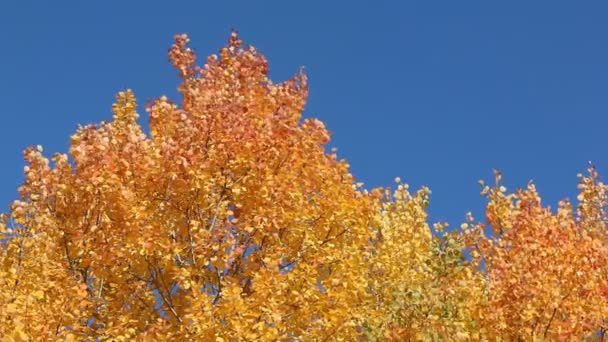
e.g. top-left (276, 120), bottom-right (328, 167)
top-left (6, 303), bottom-right (18, 314)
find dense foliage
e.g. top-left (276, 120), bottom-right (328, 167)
top-left (1, 33), bottom-right (606, 340)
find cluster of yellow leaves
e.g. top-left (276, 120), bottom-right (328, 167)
top-left (1, 32), bottom-right (607, 340)
top-left (364, 181), bottom-right (485, 341)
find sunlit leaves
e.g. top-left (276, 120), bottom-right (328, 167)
top-left (464, 167), bottom-right (608, 339)
top-left (364, 181), bottom-right (484, 340)
top-left (1, 31), bottom-right (607, 340)
top-left (0, 32), bottom-right (376, 340)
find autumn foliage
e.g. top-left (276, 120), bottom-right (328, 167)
top-left (1, 33), bottom-right (607, 340)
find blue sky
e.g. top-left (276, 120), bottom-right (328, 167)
top-left (1, 1), bottom-right (606, 226)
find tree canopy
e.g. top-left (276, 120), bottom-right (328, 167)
top-left (1, 33), bottom-right (607, 341)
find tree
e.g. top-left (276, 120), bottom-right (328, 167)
top-left (0, 33), bottom-right (378, 340)
top-left (363, 181), bottom-right (485, 340)
top-left (463, 168), bottom-right (608, 339)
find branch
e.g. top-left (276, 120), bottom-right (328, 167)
top-left (543, 308), bottom-right (558, 338)
top-left (185, 207), bottom-right (197, 267)
top-left (212, 266), bottom-right (223, 305)
top-left (148, 263), bottom-right (183, 323)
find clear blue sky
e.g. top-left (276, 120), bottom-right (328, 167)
top-left (1, 1), bottom-right (606, 226)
